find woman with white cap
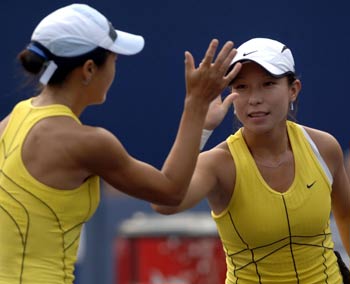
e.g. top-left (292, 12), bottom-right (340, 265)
top-left (153, 38), bottom-right (350, 283)
top-left (0, 3), bottom-right (240, 284)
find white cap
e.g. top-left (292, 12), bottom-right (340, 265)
top-left (31, 4), bottom-right (145, 57)
top-left (230, 38), bottom-right (295, 77)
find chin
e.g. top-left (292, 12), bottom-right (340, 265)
top-left (244, 123), bottom-right (274, 135)
top-left (94, 95), bottom-right (107, 105)
top-left (99, 97), bottom-right (107, 104)
top-left (89, 99), bottom-right (106, 107)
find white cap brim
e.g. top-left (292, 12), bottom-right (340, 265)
top-left (232, 56), bottom-right (287, 77)
top-left (111, 29), bottom-right (145, 55)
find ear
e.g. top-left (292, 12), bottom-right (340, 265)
top-left (289, 79), bottom-right (301, 102)
top-left (82, 59), bottom-right (95, 84)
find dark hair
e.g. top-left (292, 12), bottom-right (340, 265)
top-left (18, 43), bottom-right (111, 86)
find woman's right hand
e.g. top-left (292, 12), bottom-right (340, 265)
top-left (184, 39), bottom-right (241, 106)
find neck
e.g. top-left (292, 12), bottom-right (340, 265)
top-left (242, 125), bottom-right (289, 155)
top-left (241, 124), bottom-right (292, 167)
top-left (32, 86), bottom-right (86, 117)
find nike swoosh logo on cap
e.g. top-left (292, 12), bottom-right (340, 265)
top-left (243, 50), bottom-right (258, 56)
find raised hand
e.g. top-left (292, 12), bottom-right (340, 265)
top-left (204, 92), bottom-right (239, 130)
top-left (184, 39), bottom-right (241, 105)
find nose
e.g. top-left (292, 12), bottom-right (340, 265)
top-left (248, 91), bottom-right (263, 105)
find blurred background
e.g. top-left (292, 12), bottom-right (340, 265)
top-left (0, 0), bottom-right (348, 283)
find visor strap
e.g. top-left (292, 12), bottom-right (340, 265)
top-left (39, 61), bottom-right (58, 85)
top-left (27, 43), bottom-right (48, 60)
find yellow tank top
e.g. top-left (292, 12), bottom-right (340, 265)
top-left (212, 121), bottom-right (342, 284)
top-left (0, 98), bottom-right (100, 284)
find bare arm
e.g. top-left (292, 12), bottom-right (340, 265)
top-left (152, 143), bottom-right (236, 214)
top-left (306, 127), bottom-right (350, 255)
top-left (151, 149), bottom-right (220, 213)
top-left (77, 40), bottom-right (241, 206)
top-left (331, 145), bottom-right (350, 256)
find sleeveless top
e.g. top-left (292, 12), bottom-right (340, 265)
top-left (212, 121), bottom-right (342, 283)
top-left (0, 98), bottom-right (100, 284)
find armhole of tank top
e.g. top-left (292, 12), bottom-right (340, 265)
top-left (299, 126), bottom-right (333, 185)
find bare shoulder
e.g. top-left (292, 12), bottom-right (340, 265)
top-left (63, 121), bottom-right (127, 169)
top-left (29, 116), bottom-right (125, 173)
top-left (18, 115), bottom-right (126, 189)
top-left (72, 123), bottom-right (119, 149)
top-left (34, 116), bottom-right (117, 149)
top-left (200, 141), bottom-right (234, 169)
top-left (200, 141), bottom-right (236, 206)
top-left (302, 125), bottom-right (342, 153)
top-left (302, 125), bottom-right (344, 174)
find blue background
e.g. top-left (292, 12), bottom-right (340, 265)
top-left (0, 0), bottom-right (348, 283)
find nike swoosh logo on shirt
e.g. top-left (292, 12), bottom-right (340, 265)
top-left (306, 181), bottom-right (316, 189)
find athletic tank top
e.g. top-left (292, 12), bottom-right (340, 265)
top-left (0, 98), bottom-right (100, 284)
top-left (212, 121), bottom-right (342, 283)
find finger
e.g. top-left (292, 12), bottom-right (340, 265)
top-left (184, 51), bottom-right (195, 74)
top-left (224, 62), bottom-right (242, 84)
top-left (220, 48), bottom-right (238, 72)
top-left (200, 39), bottom-right (219, 66)
top-left (208, 95), bottom-right (222, 107)
top-left (213, 49), bottom-right (238, 79)
top-left (212, 41), bottom-right (234, 68)
top-left (222, 93), bottom-right (235, 108)
top-left (222, 92), bottom-right (239, 110)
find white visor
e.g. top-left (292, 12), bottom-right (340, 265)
top-left (31, 3), bottom-right (145, 57)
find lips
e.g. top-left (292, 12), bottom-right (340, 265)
top-left (248, 111), bottom-right (269, 118)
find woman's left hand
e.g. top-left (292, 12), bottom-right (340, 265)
top-left (204, 92), bottom-right (239, 130)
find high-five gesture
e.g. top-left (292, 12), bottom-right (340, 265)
top-left (157, 40), bottom-right (242, 205)
top-left (5, 12), bottom-right (248, 282)
top-left (184, 39), bottom-right (241, 105)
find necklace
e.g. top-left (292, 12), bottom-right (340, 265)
top-left (255, 159), bottom-right (287, 168)
top-left (253, 151), bottom-right (291, 168)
